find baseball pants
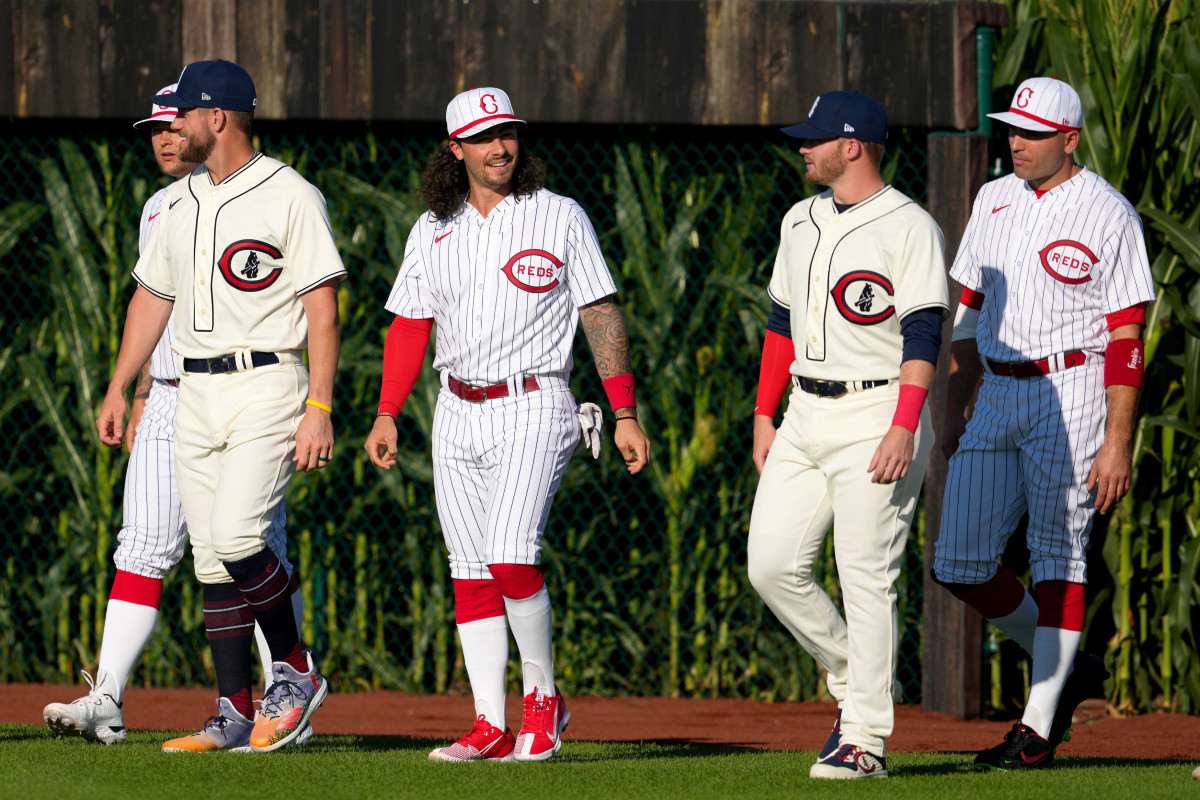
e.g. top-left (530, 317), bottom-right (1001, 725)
top-left (174, 360), bottom-right (305, 585)
top-left (432, 374), bottom-right (580, 581)
top-left (748, 383), bottom-right (931, 752)
top-left (934, 360), bottom-right (1106, 587)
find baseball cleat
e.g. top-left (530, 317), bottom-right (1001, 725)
top-left (429, 715), bottom-right (516, 762)
top-left (249, 650), bottom-right (328, 752)
top-left (973, 722), bottom-right (1055, 770)
top-left (810, 743), bottom-right (888, 779)
top-left (514, 688), bottom-right (570, 761)
top-left (1048, 651), bottom-right (1108, 747)
top-left (43, 670), bottom-right (126, 745)
top-left (818, 708), bottom-right (843, 759)
top-left (162, 697), bottom-right (254, 752)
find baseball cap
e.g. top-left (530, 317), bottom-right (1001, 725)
top-left (781, 90), bottom-right (888, 143)
top-left (133, 83), bottom-right (178, 129)
top-left (150, 59), bottom-right (257, 112)
top-left (988, 77), bottom-right (1082, 132)
top-left (446, 87), bottom-right (525, 139)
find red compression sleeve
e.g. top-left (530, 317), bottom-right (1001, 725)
top-left (379, 315), bottom-right (433, 417)
top-left (1105, 301), bottom-right (1149, 330)
top-left (754, 330), bottom-right (794, 417)
top-left (960, 287), bottom-right (985, 310)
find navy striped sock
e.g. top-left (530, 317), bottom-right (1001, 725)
top-left (202, 582), bottom-right (254, 713)
top-left (222, 549), bottom-right (307, 673)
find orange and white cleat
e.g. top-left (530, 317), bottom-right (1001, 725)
top-left (249, 650), bottom-right (327, 752)
top-left (162, 698), bottom-right (254, 752)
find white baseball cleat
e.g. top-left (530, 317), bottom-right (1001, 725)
top-left (810, 743), bottom-right (888, 779)
top-left (43, 670), bottom-right (127, 745)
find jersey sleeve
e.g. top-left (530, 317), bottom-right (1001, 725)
top-left (948, 189), bottom-right (985, 291)
top-left (132, 205), bottom-right (175, 300)
top-left (893, 211), bottom-right (949, 319)
top-left (384, 220), bottom-right (436, 318)
top-left (287, 181), bottom-right (348, 295)
top-left (563, 205), bottom-right (618, 306)
top-left (766, 210), bottom-right (794, 309)
top-left (1099, 211), bottom-right (1156, 314)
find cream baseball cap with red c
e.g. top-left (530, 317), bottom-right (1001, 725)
top-left (133, 83), bottom-right (179, 129)
top-left (988, 77), bottom-right (1083, 133)
top-left (446, 87), bottom-right (526, 140)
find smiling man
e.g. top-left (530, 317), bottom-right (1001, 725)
top-left (933, 76), bottom-right (1155, 770)
top-left (365, 87), bottom-right (651, 763)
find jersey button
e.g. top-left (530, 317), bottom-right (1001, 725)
top-left (200, 279), bottom-right (206, 285)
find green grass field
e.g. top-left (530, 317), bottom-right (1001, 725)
top-left (2, 724), bottom-right (1193, 800)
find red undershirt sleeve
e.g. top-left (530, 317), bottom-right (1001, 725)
top-left (379, 315), bottom-right (434, 417)
top-left (1105, 301), bottom-right (1149, 331)
top-left (754, 330), bottom-right (794, 418)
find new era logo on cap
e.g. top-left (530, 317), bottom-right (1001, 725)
top-left (151, 59), bottom-right (257, 112)
top-left (781, 90), bottom-right (888, 143)
top-left (446, 87), bottom-right (526, 139)
top-left (988, 77), bottom-right (1083, 132)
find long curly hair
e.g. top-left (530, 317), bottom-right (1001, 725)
top-left (418, 138), bottom-right (547, 221)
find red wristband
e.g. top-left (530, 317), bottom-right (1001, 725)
top-left (602, 374), bottom-right (637, 411)
top-left (1104, 337), bottom-right (1144, 388)
top-left (755, 330), bottom-right (794, 417)
top-left (891, 384), bottom-right (928, 433)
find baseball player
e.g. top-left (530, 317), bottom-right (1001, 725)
top-left (364, 87), bottom-right (651, 763)
top-left (933, 77), bottom-right (1154, 770)
top-left (42, 85), bottom-right (306, 747)
top-left (96, 59), bottom-right (346, 753)
top-left (747, 91), bottom-right (948, 779)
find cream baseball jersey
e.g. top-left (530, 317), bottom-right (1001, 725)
top-left (768, 186), bottom-right (947, 381)
top-left (133, 153), bottom-right (347, 358)
top-left (384, 188), bottom-right (617, 384)
top-left (951, 169), bottom-right (1155, 361)
top-left (138, 186), bottom-right (180, 381)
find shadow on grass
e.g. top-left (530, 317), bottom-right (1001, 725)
top-left (297, 734), bottom-right (756, 761)
top-left (0, 724), bottom-right (50, 744)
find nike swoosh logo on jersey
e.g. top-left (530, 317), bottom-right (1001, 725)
top-left (169, 199), bottom-right (181, 209)
top-left (991, 204), bottom-right (1011, 214)
top-left (792, 219), bottom-right (808, 228)
top-left (148, 212), bottom-right (160, 222)
top-left (435, 230), bottom-right (453, 243)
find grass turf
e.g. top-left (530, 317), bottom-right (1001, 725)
top-left (2, 724), bottom-right (1193, 800)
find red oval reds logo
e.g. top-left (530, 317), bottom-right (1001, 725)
top-left (1039, 239), bottom-right (1097, 284)
top-left (830, 270), bottom-right (895, 325)
top-left (502, 249), bottom-right (562, 293)
top-left (218, 240), bottom-right (284, 291)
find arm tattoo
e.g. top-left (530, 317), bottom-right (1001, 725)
top-left (579, 299), bottom-right (633, 380)
top-left (132, 362), bottom-right (152, 401)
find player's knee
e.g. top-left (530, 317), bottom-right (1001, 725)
top-left (487, 563), bottom-right (544, 599)
top-left (928, 566), bottom-right (984, 596)
top-left (454, 579), bottom-right (505, 623)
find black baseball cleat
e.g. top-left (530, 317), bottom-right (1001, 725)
top-left (1048, 651), bottom-right (1109, 747)
top-left (818, 708), bottom-right (843, 759)
top-left (973, 722), bottom-right (1055, 771)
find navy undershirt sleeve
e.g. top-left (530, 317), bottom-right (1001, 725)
top-left (767, 301), bottom-right (792, 339)
top-left (900, 308), bottom-right (943, 365)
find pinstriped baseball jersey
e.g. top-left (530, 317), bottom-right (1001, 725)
top-left (140, 186), bottom-right (181, 381)
top-left (133, 153), bottom-right (347, 358)
top-left (950, 169), bottom-right (1155, 361)
top-left (767, 186), bottom-right (948, 381)
top-left (384, 188), bottom-right (617, 384)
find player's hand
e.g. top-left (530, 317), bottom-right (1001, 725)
top-left (613, 417), bottom-right (650, 474)
top-left (97, 386), bottom-right (128, 449)
top-left (365, 414), bottom-right (399, 470)
top-left (940, 411), bottom-right (968, 461)
top-left (752, 415), bottom-right (777, 475)
top-left (125, 398), bottom-right (146, 452)
top-left (868, 425), bottom-right (914, 484)
top-left (294, 405), bottom-right (334, 472)
top-left (1087, 438), bottom-right (1132, 514)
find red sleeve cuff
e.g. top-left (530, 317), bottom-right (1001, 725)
top-left (1105, 302), bottom-right (1149, 331)
top-left (754, 330), bottom-right (794, 417)
top-left (960, 287), bottom-right (985, 310)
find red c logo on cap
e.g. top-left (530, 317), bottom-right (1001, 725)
top-left (1017, 87), bottom-right (1035, 108)
top-left (480, 94), bottom-right (499, 114)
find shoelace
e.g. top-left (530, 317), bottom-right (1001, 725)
top-left (262, 680), bottom-right (308, 717)
top-left (522, 692), bottom-right (554, 731)
top-left (201, 715), bottom-right (232, 734)
top-left (70, 670), bottom-right (116, 708)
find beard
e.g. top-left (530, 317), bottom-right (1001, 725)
top-left (178, 127), bottom-right (215, 163)
top-left (804, 149), bottom-right (848, 187)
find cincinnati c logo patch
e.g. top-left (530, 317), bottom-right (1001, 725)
top-left (218, 240), bottom-right (283, 291)
top-left (501, 249), bottom-right (562, 293)
top-left (830, 270), bottom-right (895, 325)
top-left (1039, 239), bottom-right (1097, 284)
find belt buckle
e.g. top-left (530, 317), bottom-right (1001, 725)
top-left (210, 354), bottom-right (236, 374)
top-left (821, 381), bottom-right (847, 398)
top-left (459, 379), bottom-right (486, 403)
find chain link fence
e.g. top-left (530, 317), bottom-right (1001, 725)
top-left (0, 120), bottom-right (930, 701)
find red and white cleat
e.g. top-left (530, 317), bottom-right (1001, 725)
top-left (429, 714), bottom-right (516, 762)
top-left (514, 688), bottom-right (570, 762)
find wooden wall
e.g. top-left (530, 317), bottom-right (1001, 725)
top-left (5, 0), bottom-right (1007, 127)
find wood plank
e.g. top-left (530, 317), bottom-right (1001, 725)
top-left (283, 0), bottom-right (320, 118)
top-left (622, 0), bottom-right (706, 123)
top-left (237, 0), bottom-right (287, 118)
top-left (370, 0), bottom-right (456, 121)
top-left (537, 0), bottom-right (626, 123)
top-left (0, 0), bottom-right (13, 117)
top-left (701, 1), bottom-right (759, 125)
top-left (759, 1), bottom-right (841, 126)
top-left (922, 131), bottom-right (990, 718)
top-left (13, 0), bottom-right (100, 117)
top-left (318, 0), bottom-right (370, 119)
top-left (181, 0), bottom-right (236, 65)
top-left (843, 3), bottom-right (939, 127)
top-left (99, 0), bottom-right (183, 120)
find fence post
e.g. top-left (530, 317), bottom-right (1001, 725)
top-left (921, 131), bottom-right (989, 717)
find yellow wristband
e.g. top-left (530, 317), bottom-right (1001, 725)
top-left (306, 399), bottom-right (332, 414)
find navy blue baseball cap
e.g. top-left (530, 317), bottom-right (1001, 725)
top-left (781, 91), bottom-right (888, 143)
top-left (151, 60), bottom-right (257, 112)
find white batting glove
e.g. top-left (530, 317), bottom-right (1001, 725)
top-left (574, 402), bottom-right (603, 459)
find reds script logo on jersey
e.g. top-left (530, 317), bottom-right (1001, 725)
top-left (830, 270), bottom-right (896, 325)
top-left (502, 249), bottom-right (563, 293)
top-left (1039, 239), bottom-right (1097, 285)
top-left (218, 240), bottom-right (284, 291)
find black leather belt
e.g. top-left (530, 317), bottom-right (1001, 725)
top-left (182, 352), bottom-right (279, 374)
top-left (795, 376), bottom-right (889, 398)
